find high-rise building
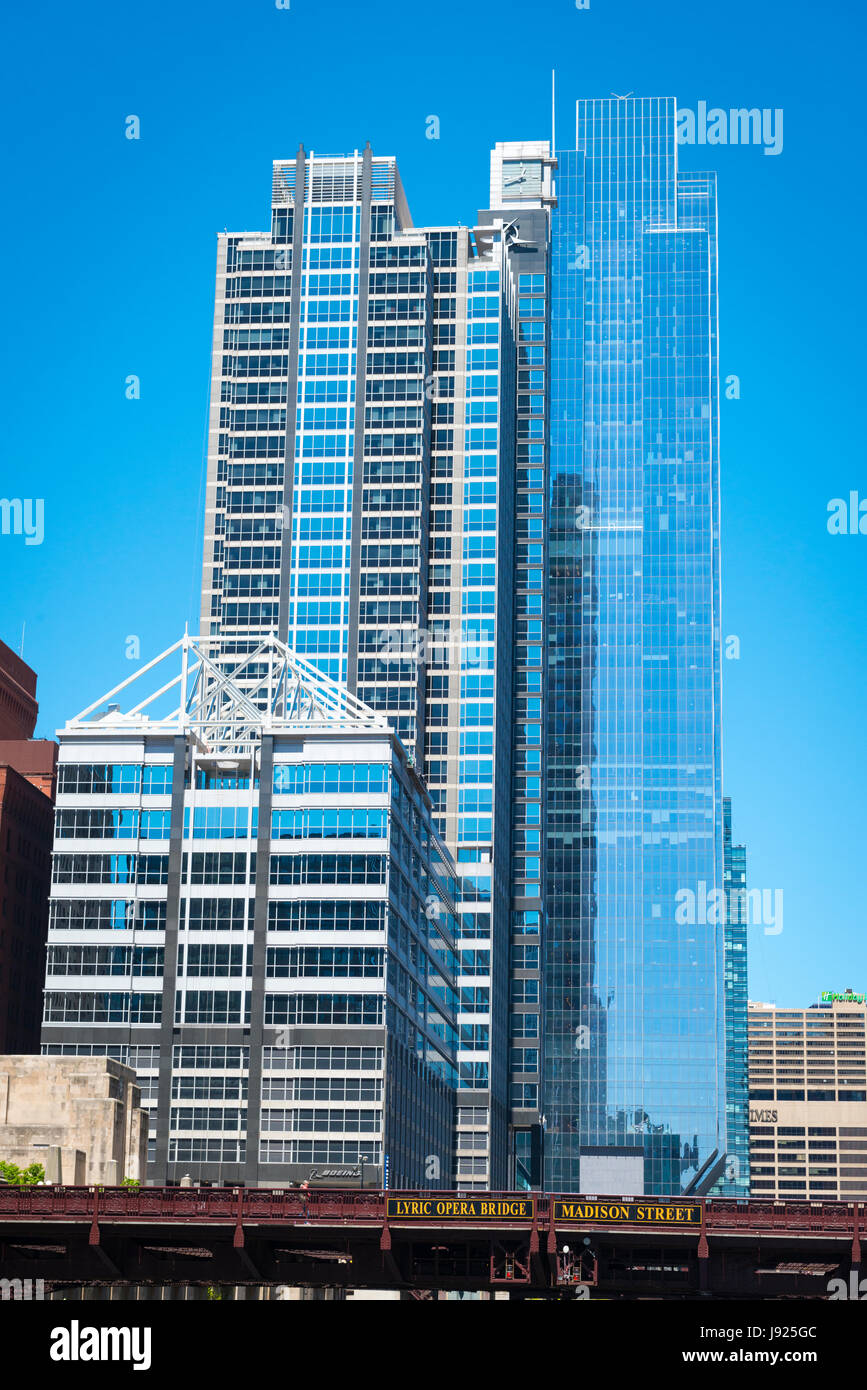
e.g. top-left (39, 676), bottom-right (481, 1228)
top-left (40, 635), bottom-right (460, 1187)
top-left (748, 994), bottom-right (867, 1199)
top-left (545, 98), bottom-right (726, 1195)
top-left (0, 639), bottom-right (57, 1053)
top-left (714, 797), bottom-right (749, 1195)
top-left (197, 145), bottom-right (554, 1188)
top-left (40, 109), bottom-right (734, 1195)
top-left (483, 143), bottom-right (554, 1189)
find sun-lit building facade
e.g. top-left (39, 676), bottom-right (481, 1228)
top-left (545, 98), bottom-right (726, 1195)
top-left (40, 637), bottom-right (460, 1188)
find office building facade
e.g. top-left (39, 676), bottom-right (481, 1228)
top-left (197, 145), bottom-right (554, 1187)
top-left (483, 143), bottom-right (553, 1189)
top-left (40, 107), bottom-right (734, 1193)
top-left (40, 636), bottom-right (460, 1187)
top-left (545, 98), bottom-right (726, 1194)
top-left (748, 994), bottom-right (867, 1200)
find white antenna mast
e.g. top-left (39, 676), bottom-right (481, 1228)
top-left (551, 69), bottom-right (556, 153)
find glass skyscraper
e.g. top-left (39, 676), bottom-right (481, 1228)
top-left (545, 98), bottom-right (727, 1195)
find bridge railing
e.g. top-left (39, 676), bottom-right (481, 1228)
top-left (0, 1186), bottom-right (95, 1218)
top-left (0, 1187), bottom-right (860, 1235)
top-left (704, 1198), bottom-right (856, 1233)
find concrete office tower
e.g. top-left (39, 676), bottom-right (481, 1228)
top-left (200, 149), bottom-right (429, 766)
top-left (40, 635), bottom-right (460, 1187)
top-left (546, 98), bottom-right (726, 1194)
top-left (413, 147), bottom-right (553, 1188)
top-left (480, 143), bottom-right (554, 1188)
top-left (196, 146), bottom-right (553, 1188)
top-left (748, 994), bottom-right (867, 1200)
top-left (394, 214), bottom-right (515, 1189)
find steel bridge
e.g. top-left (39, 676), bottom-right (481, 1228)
top-left (0, 1188), bottom-right (862, 1297)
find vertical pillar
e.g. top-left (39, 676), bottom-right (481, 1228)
top-left (153, 735), bottom-right (189, 1183)
top-left (243, 735), bottom-right (274, 1186)
top-left (277, 145), bottom-right (308, 644)
top-left (346, 144), bottom-right (373, 694)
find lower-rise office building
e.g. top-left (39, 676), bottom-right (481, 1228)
top-left (748, 993), bottom-right (867, 1199)
top-left (40, 634), bottom-right (460, 1187)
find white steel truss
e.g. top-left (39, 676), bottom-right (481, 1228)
top-left (66, 632), bottom-right (389, 753)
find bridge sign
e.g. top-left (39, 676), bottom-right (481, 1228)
top-left (386, 1197), bottom-right (534, 1220)
top-left (553, 1200), bottom-right (702, 1225)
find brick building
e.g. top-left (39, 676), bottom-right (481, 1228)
top-left (0, 639), bottom-right (57, 1052)
top-left (0, 638), bottom-right (39, 740)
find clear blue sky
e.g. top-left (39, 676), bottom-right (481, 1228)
top-left (1, 0), bottom-right (864, 1008)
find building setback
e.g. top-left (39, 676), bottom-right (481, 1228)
top-left (40, 635), bottom-right (460, 1187)
top-left (748, 994), bottom-right (867, 1200)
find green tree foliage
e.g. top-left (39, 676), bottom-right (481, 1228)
top-left (0, 1161), bottom-right (45, 1186)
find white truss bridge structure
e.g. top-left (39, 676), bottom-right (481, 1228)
top-left (66, 632), bottom-right (390, 756)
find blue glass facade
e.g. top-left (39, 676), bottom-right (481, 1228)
top-left (545, 99), bottom-right (726, 1194)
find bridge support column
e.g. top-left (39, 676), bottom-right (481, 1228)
top-left (851, 1201), bottom-right (862, 1292)
top-left (698, 1203), bottom-right (710, 1293)
top-left (88, 1186), bottom-right (99, 1250)
top-left (379, 1214), bottom-right (401, 1285)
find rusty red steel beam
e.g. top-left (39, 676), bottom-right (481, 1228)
top-left (0, 1188), bottom-right (861, 1237)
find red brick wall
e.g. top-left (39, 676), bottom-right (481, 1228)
top-left (0, 640), bottom-right (38, 740)
top-left (0, 740), bottom-right (58, 799)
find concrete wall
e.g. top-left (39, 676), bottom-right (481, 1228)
top-left (0, 1056), bottom-right (148, 1184)
top-left (0, 1142), bottom-right (86, 1184)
